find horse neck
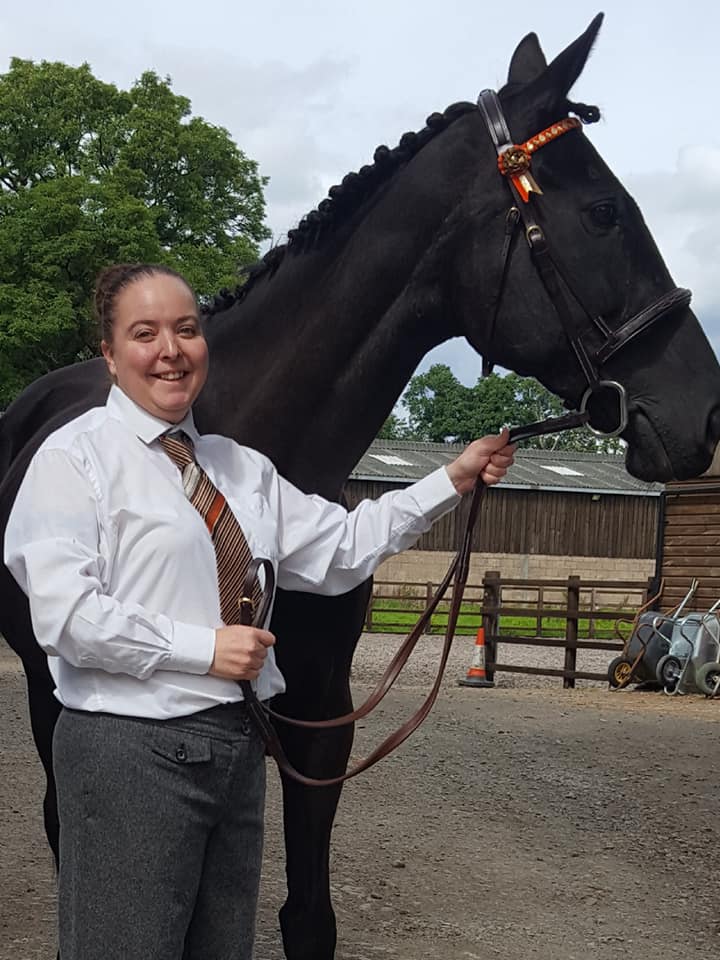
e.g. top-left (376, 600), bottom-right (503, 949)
top-left (199, 258), bottom-right (454, 497)
top-left (198, 119), bottom-right (495, 497)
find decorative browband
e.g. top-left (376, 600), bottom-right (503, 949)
top-left (497, 117), bottom-right (582, 202)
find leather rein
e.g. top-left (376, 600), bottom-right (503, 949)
top-left (237, 90), bottom-right (692, 788)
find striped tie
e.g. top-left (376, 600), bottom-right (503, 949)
top-left (159, 432), bottom-right (262, 624)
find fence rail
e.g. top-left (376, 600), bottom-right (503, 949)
top-left (365, 572), bottom-right (656, 688)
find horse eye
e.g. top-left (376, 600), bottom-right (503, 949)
top-left (590, 201), bottom-right (618, 228)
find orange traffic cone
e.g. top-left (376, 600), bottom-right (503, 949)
top-left (458, 627), bottom-right (495, 688)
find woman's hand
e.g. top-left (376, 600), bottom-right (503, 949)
top-left (209, 625), bottom-right (276, 680)
top-left (445, 428), bottom-right (516, 496)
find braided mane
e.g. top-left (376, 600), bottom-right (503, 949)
top-left (204, 101), bottom-right (477, 319)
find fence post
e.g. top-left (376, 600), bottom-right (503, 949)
top-left (536, 585), bottom-right (544, 637)
top-left (564, 575), bottom-right (580, 689)
top-left (482, 570), bottom-right (501, 682)
top-left (424, 581), bottom-right (434, 634)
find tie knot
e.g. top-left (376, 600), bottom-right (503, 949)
top-left (159, 431), bottom-right (195, 471)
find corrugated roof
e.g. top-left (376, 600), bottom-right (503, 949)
top-left (351, 439), bottom-right (663, 496)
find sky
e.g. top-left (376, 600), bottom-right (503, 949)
top-left (1, 0), bottom-right (718, 386)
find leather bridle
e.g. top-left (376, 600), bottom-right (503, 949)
top-left (477, 88), bottom-right (691, 428)
top-left (236, 91), bottom-right (693, 787)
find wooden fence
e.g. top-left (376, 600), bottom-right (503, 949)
top-left (365, 572), bottom-right (657, 688)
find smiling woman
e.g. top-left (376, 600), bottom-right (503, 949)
top-left (2, 260), bottom-right (513, 960)
top-left (97, 264), bottom-right (210, 423)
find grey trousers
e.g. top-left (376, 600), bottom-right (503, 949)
top-left (52, 701), bottom-right (266, 960)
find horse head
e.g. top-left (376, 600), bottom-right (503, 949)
top-left (200, 15), bottom-right (718, 491)
top-left (447, 13), bottom-right (720, 481)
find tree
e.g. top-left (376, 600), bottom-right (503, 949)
top-left (0, 59), bottom-right (269, 406)
top-left (402, 365), bottom-right (521, 441)
top-left (397, 365), bottom-right (623, 453)
top-left (376, 413), bottom-right (408, 440)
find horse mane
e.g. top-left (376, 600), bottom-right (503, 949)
top-left (202, 94), bottom-right (599, 320)
top-left (203, 101), bottom-right (477, 319)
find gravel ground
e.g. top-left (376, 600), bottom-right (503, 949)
top-left (3, 633), bottom-right (720, 960)
top-left (356, 631), bottom-right (613, 689)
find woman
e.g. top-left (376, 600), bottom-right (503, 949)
top-left (4, 263), bottom-right (514, 960)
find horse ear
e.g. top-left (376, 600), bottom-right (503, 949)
top-left (540, 13), bottom-right (604, 100)
top-left (507, 32), bottom-right (547, 85)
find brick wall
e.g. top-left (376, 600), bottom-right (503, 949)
top-left (376, 551), bottom-right (653, 585)
top-left (374, 551), bottom-right (654, 609)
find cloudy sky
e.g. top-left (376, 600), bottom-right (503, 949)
top-left (1, 0), bottom-right (718, 384)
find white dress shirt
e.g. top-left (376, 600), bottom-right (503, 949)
top-left (4, 385), bottom-right (461, 719)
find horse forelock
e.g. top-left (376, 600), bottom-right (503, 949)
top-left (202, 101), bottom-right (477, 320)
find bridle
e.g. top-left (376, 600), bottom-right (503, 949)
top-left (477, 88), bottom-right (691, 438)
top-left (236, 91), bottom-right (694, 786)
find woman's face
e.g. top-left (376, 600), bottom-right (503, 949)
top-left (101, 274), bottom-right (209, 424)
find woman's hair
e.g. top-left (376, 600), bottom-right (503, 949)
top-left (93, 263), bottom-right (196, 344)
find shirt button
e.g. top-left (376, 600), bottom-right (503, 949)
top-left (175, 746), bottom-right (187, 762)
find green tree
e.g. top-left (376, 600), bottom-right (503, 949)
top-left (0, 59), bottom-right (269, 406)
top-left (402, 365), bottom-right (520, 441)
top-left (376, 413), bottom-right (408, 440)
top-left (403, 365), bottom-right (476, 441)
top-left (504, 374), bottom-right (623, 453)
top-left (398, 365), bottom-right (623, 453)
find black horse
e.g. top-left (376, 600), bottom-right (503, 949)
top-left (2, 15), bottom-right (719, 960)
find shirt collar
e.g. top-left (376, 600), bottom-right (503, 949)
top-left (106, 385), bottom-right (201, 446)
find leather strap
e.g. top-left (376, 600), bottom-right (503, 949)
top-left (237, 485), bottom-right (484, 786)
top-left (524, 226), bottom-right (600, 385)
top-left (479, 91), bottom-right (598, 383)
top-left (237, 391), bottom-right (603, 787)
top-left (483, 205), bottom-right (521, 377)
top-left (477, 88), bottom-right (513, 152)
top-left (593, 287), bottom-right (692, 365)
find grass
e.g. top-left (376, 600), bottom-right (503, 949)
top-left (365, 598), bottom-right (629, 640)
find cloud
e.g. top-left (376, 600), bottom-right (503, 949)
top-left (140, 48), bottom-right (354, 239)
top-left (414, 339), bottom-right (485, 387)
top-left (3, 0), bottom-right (717, 379)
top-left (626, 145), bottom-right (720, 349)
top-left (0, 18), bottom-right (356, 242)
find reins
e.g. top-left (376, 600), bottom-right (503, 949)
top-left (237, 480), bottom-right (485, 788)
top-left (236, 416), bottom-right (594, 788)
top-left (237, 88), bottom-right (693, 788)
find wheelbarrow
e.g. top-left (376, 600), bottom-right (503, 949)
top-left (655, 601), bottom-right (720, 695)
top-left (607, 579), bottom-right (698, 689)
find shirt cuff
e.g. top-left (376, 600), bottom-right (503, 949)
top-left (407, 467), bottom-right (462, 521)
top-left (166, 622), bottom-right (216, 674)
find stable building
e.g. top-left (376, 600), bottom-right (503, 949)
top-left (346, 440), bottom-right (662, 586)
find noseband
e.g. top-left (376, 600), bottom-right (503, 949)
top-left (477, 88), bottom-right (691, 437)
